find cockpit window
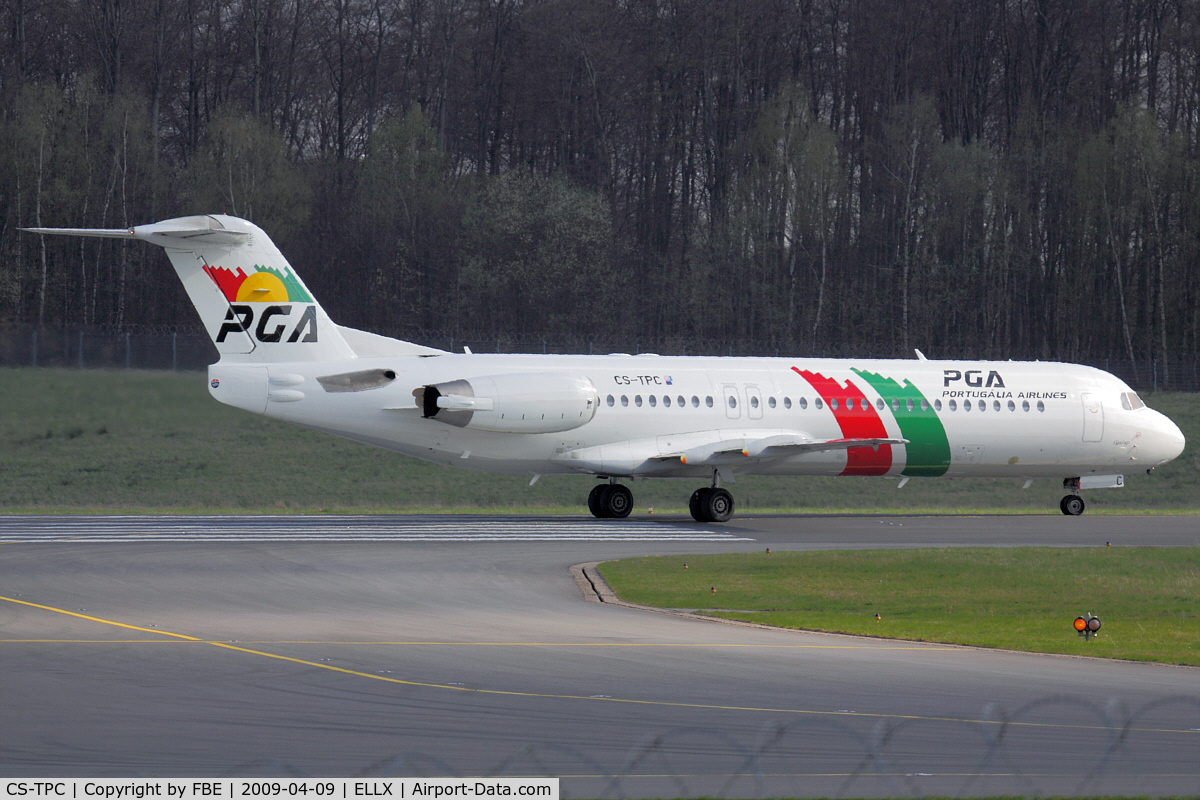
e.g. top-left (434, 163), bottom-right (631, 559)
top-left (1120, 391), bottom-right (1145, 411)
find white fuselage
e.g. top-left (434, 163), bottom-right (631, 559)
top-left (208, 354), bottom-right (1186, 483)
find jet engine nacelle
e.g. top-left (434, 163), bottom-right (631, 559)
top-left (417, 372), bottom-right (598, 433)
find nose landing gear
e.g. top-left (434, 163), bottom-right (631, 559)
top-left (1060, 477), bottom-right (1086, 516)
top-left (1060, 494), bottom-right (1086, 516)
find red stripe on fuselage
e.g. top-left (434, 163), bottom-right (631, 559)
top-left (792, 368), bottom-right (892, 476)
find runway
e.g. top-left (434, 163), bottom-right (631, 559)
top-left (1, 514), bottom-right (1197, 797)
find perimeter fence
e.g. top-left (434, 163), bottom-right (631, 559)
top-left (210, 693), bottom-right (1200, 798)
top-left (2, 324), bottom-right (1197, 392)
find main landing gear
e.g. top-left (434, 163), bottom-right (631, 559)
top-left (689, 487), bottom-right (734, 523)
top-left (588, 482), bottom-right (633, 519)
top-left (585, 476), bottom-right (736, 523)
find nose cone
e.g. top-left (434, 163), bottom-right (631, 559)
top-left (1148, 410), bottom-right (1186, 466)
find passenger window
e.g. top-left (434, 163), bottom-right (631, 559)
top-left (678, 395), bottom-right (685, 407)
top-left (993, 400), bottom-right (1001, 412)
top-left (876, 398), bottom-right (885, 410)
top-left (635, 395), bottom-right (643, 407)
top-left (934, 399), bottom-right (942, 411)
top-left (606, 395), bottom-right (614, 407)
top-left (965, 400), bottom-right (972, 411)
top-left (906, 398), bottom-right (914, 412)
top-left (663, 395), bottom-right (671, 407)
top-left (621, 395), bottom-right (629, 407)
top-left (1007, 400), bottom-right (1015, 411)
top-left (891, 398), bottom-right (900, 412)
top-left (814, 398), bottom-right (823, 410)
top-left (728, 395), bottom-right (737, 409)
top-left (648, 395), bottom-right (657, 407)
top-left (1022, 400), bottom-right (1030, 412)
top-left (784, 397), bottom-right (792, 409)
top-left (860, 398), bottom-right (868, 411)
top-left (750, 396), bottom-right (759, 409)
top-left (949, 399), bottom-right (957, 411)
top-left (705, 396), bottom-right (714, 408)
top-left (691, 396), bottom-right (699, 407)
top-left (830, 398), bottom-right (839, 410)
top-left (798, 397), bottom-right (807, 409)
top-left (768, 396), bottom-right (777, 409)
top-left (1037, 400), bottom-right (1045, 412)
top-left (920, 399), bottom-right (928, 411)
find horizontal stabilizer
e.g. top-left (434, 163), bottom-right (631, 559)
top-left (21, 226), bottom-right (137, 239)
top-left (22, 215), bottom-right (251, 246)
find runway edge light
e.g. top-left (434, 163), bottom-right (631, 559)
top-left (1074, 612), bottom-right (1101, 640)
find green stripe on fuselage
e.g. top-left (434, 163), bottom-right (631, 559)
top-left (851, 368), bottom-right (950, 477)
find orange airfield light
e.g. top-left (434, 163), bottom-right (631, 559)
top-left (1074, 614), bottom-right (1102, 639)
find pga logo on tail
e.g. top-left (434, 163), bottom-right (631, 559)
top-left (204, 263), bottom-right (319, 344)
top-left (217, 304), bottom-right (318, 343)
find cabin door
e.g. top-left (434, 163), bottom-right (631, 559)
top-left (1081, 393), bottom-right (1104, 442)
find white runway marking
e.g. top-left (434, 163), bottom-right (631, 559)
top-left (0, 515), bottom-right (753, 543)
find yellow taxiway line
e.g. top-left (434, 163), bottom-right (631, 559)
top-left (2, 593), bottom-right (1196, 737)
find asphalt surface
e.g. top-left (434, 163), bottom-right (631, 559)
top-left (1, 513), bottom-right (1197, 798)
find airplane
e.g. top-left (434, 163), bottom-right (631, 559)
top-left (23, 215), bottom-right (1186, 521)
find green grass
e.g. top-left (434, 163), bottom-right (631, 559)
top-left (1, 367), bottom-right (1197, 512)
top-left (597, 548), bottom-right (1200, 666)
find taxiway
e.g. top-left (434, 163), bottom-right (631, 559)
top-left (1, 514), bottom-right (1197, 797)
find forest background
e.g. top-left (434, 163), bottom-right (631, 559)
top-left (2, 0), bottom-right (1199, 389)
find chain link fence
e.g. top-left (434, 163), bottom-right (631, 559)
top-left (2, 324), bottom-right (1195, 392)
top-left (208, 694), bottom-right (1200, 797)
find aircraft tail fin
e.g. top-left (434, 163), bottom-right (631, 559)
top-left (23, 215), bottom-right (357, 362)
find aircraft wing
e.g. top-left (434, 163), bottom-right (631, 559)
top-left (554, 429), bottom-right (908, 476)
top-left (741, 434), bottom-right (907, 459)
top-left (652, 432), bottom-right (908, 466)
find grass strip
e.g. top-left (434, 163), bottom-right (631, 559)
top-left (597, 548), bottom-right (1200, 666)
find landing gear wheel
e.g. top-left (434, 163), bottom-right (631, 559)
top-left (703, 488), bottom-right (735, 523)
top-left (689, 488), bottom-right (711, 522)
top-left (1060, 495), bottom-right (1085, 516)
top-left (588, 484), bottom-right (608, 518)
top-left (602, 484), bottom-right (633, 518)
